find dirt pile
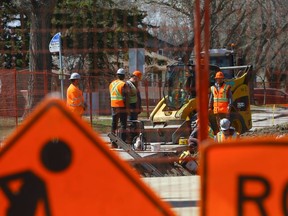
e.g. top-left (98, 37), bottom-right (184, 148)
top-left (241, 123), bottom-right (288, 138)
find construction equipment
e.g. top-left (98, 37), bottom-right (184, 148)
top-left (143, 48), bottom-right (253, 144)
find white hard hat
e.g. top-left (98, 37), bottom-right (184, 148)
top-left (220, 118), bottom-right (230, 131)
top-left (69, 72), bottom-right (81, 80)
top-left (116, 68), bottom-right (125, 75)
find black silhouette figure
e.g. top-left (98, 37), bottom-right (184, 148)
top-left (0, 171), bottom-right (50, 216)
top-left (0, 139), bottom-right (72, 216)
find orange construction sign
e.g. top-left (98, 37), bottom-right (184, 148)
top-left (0, 98), bottom-right (175, 216)
top-left (201, 138), bottom-right (288, 216)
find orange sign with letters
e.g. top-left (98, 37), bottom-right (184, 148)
top-left (201, 138), bottom-right (288, 216)
top-left (0, 98), bottom-right (175, 216)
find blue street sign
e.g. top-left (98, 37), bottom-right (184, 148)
top-left (49, 32), bottom-right (61, 53)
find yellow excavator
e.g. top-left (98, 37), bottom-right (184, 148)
top-left (143, 48), bottom-right (253, 144)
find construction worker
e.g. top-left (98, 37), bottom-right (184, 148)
top-left (109, 68), bottom-right (129, 147)
top-left (178, 138), bottom-right (198, 173)
top-left (189, 116), bottom-right (215, 140)
top-left (209, 71), bottom-right (233, 131)
top-left (66, 72), bottom-right (86, 116)
top-left (126, 70), bottom-right (143, 121)
top-left (215, 118), bottom-right (239, 143)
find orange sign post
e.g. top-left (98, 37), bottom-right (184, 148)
top-left (201, 138), bottom-right (288, 216)
top-left (0, 98), bottom-right (175, 216)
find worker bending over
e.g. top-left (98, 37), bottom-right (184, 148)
top-left (215, 118), bottom-right (239, 143)
top-left (178, 138), bottom-right (198, 173)
top-left (189, 117), bottom-right (215, 140)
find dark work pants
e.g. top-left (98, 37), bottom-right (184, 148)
top-left (111, 107), bottom-right (127, 142)
top-left (127, 103), bottom-right (140, 142)
top-left (128, 103), bottom-right (138, 121)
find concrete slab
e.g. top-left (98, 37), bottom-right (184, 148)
top-left (143, 176), bottom-right (200, 216)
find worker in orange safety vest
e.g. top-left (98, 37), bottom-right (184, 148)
top-left (208, 71), bottom-right (232, 131)
top-left (109, 68), bottom-right (129, 147)
top-left (215, 118), bottom-right (239, 143)
top-left (66, 72), bottom-right (86, 116)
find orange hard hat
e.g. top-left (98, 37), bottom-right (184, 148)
top-left (133, 70), bottom-right (142, 80)
top-left (215, 71), bottom-right (224, 79)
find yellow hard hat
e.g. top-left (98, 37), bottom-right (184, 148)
top-left (215, 71), bottom-right (224, 79)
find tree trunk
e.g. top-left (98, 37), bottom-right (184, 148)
top-left (23, 1), bottom-right (57, 117)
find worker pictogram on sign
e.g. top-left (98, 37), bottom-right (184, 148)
top-left (0, 139), bottom-right (73, 215)
top-left (201, 138), bottom-right (288, 216)
top-left (0, 98), bottom-right (175, 216)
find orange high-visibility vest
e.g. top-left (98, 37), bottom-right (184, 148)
top-left (66, 83), bottom-right (85, 116)
top-left (211, 83), bottom-right (231, 114)
top-left (109, 79), bottom-right (125, 107)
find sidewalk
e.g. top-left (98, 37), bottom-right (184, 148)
top-left (143, 176), bottom-right (200, 216)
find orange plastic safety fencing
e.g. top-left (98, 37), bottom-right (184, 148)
top-left (0, 69), bottom-right (164, 141)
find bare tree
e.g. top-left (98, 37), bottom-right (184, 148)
top-left (136, 0), bottom-right (288, 87)
top-left (12, 0), bottom-right (57, 115)
top-left (214, 0), bottom-right (288, 86)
